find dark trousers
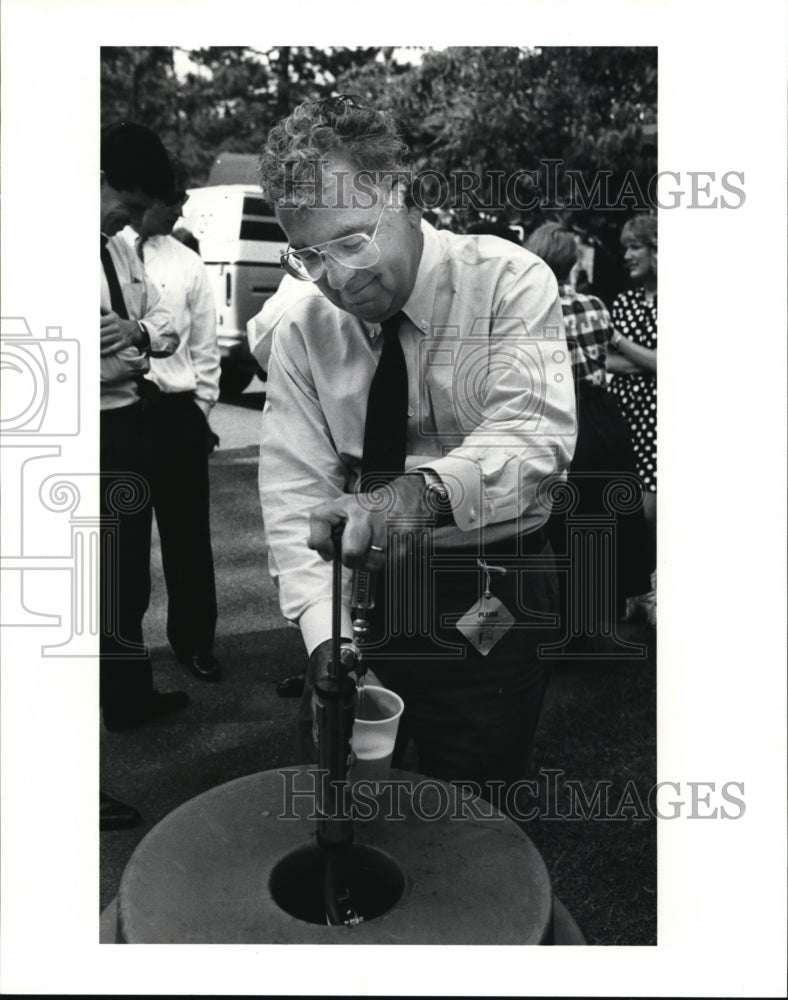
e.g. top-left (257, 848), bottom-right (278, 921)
top-left (300, 529), bottom-right (559, 797)
top-left (146, 393), bottom-right (217, 660)
top-left (100, 403), bottom-right (154, 718)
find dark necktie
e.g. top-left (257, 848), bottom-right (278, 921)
top-left (101, 235), bottom-right (157, 406)
top-left (361, 312), bottom-right (408, 490)
top-left (101, 235), bottom-right (129, 319)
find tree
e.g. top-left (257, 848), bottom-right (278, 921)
top-left (101, 47), bottom-right (178, 130)
top-left (339, 46), bottom-right (658, 230)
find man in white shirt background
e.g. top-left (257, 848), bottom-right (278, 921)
top-left (122, 184), bottom-right (223, 682)
top-left (122, 177), bottom-right (221, 681)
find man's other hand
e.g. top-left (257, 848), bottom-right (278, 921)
top-left (100, 308), bottom-right (142, 356)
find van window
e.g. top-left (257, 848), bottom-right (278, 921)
top-left (240, 197), bottom-right (286, 242)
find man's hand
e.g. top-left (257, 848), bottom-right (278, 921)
top-left (100, 308), bottom-right (143, 356)
top-left (308, 476), bottom-right (427, 569)
top-left (308, 494), bottom-right (388, 570)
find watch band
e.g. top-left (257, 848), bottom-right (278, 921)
top-left (421, 469), bottom-right (448, 500)
top-left (137, 321), bottom-right (151, 355)
top-left (420, 470), bottom-right (454, 525)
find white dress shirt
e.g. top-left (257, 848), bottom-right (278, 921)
top-left (259, 222), bottom-right (577, 653)
top-left (122, 229), bottom-right (220, 415)
top-left (100, 233), bottom-right (179, 411)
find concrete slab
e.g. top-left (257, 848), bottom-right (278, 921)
top-left (114, 767), bottom-right (557, 945)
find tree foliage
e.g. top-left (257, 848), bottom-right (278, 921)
top-left (340, 46), bottom-right (657, 227)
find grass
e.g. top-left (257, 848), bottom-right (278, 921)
top-left (518, 629), bottom-right (657, 944)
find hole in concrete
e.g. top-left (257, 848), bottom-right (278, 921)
top-left (270, 844), bottom-right (405, 925)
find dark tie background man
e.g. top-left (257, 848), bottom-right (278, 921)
top-left (257, 96), bottom-right (577, 804)
top-left (99, 121), bottom-right (189, 829)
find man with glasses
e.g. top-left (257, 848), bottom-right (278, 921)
top-left (121, 180), bottom-right (223, 682)
top-left (257, 96), bottom-right (576, 803)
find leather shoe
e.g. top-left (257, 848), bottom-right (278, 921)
top-left (103, 690), bottom-right (190, 732)
top-left (185, 648), bottom-right (222, 682)
top-left (100, 791), bottom-right (141, 830)
top-left (276, 673), bottom-right (305, 698)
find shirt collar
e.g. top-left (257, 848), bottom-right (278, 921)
top-left (118, 226), bottom-right (166, 253)
top-left (400, 220), bottom-right (439, 335)
top-left (368, 220), bottom-right (439, 342)
top-left (118, 225), bottom-right (138, 249)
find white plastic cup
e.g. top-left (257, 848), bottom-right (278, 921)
top-left (349, 686), bottom-right (404, 784)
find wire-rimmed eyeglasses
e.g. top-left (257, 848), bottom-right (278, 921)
top-left (280, 196), bottom-right (390, 283)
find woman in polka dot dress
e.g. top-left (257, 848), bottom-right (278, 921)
top-left (607, 215), bottom-right (657, 621)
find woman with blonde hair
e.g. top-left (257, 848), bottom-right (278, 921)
top-left (606, 215), bottom-right (657, 621)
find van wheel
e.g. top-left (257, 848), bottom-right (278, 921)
top-left (219, 364), bottom-right (254, 396)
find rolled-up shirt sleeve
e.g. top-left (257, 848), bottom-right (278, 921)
top-left (421, 256), bottom-right (577, 533)
top-left (140, 274), bottom-right (179, 358)
top-left (259, 322), bottom-right (353, 655)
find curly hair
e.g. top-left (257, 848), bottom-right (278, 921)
top-left (525, 222), bottom-right (578, 282)
top-left (258, 95), bottom-right (411, 208)
top-left (621, 214), bottom-right (658, 249)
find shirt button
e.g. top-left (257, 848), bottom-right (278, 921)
top-left (469, 506), bottom-right (477, 521)
top-left (420, 320), bottom-right (427, 330)
top-left (407, 406), bottom-right (414, 417)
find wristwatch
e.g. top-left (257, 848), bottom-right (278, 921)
top-left (420, 470), bottom-right (454, 525)
top-left (137, 321), bottom-right (151, 354)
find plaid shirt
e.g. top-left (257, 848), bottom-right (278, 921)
top-left (558, 282), bottom-right (612, 388)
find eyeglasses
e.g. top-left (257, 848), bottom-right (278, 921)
top-left (280, 196), bottom-right (390, 282)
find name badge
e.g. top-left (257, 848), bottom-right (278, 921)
top-left (456, 593), bottom-right (514, 656)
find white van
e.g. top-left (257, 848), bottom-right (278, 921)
top-left (180, 159), bottom-right (288, 394)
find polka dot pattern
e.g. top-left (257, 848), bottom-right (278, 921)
top-left (609, 288), bottom-right (657, 491)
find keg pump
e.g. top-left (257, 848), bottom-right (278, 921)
top-left (312, 525), bottom-right (377, 925)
